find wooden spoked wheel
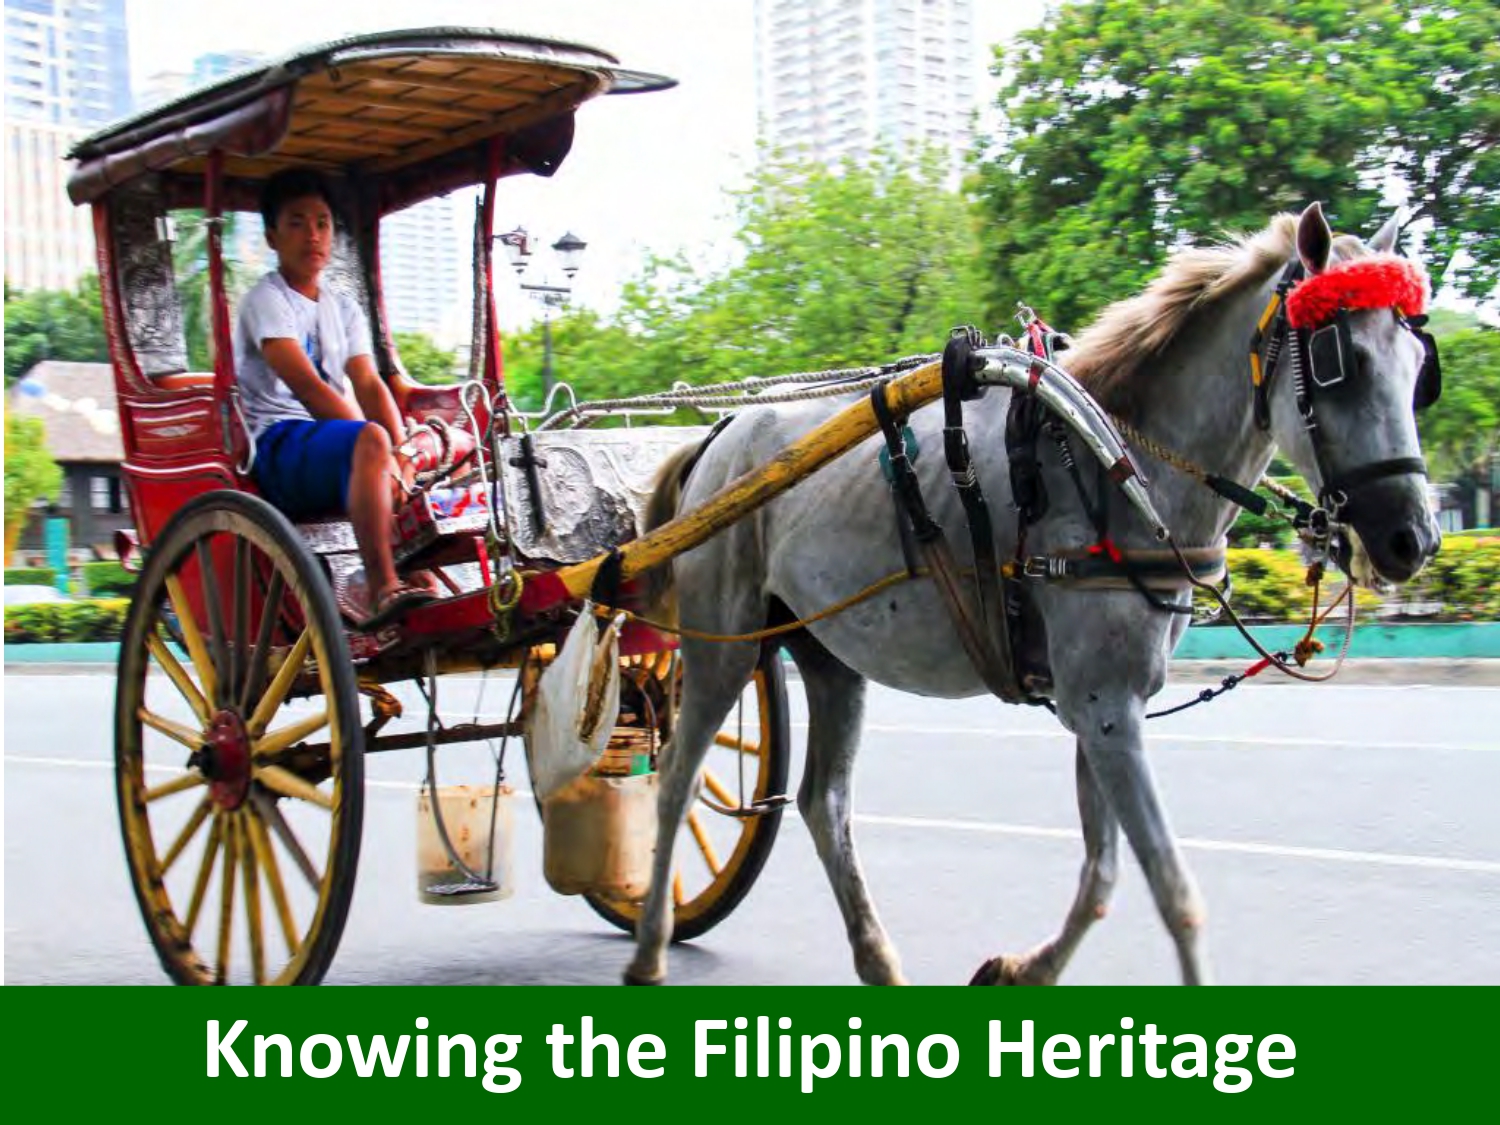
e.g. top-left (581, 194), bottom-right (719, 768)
top-left (585, 644), bottom-right (790, 943)
top-left (115, 492), bottom-right (363, 985)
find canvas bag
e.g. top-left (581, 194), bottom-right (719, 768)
top-left (525, 603), bottom-right (624, 802)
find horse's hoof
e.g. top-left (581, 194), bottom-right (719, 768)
top-left (623, 967), bottom-right (664, 986)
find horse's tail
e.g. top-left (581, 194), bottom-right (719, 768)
top-left (637, 441), bottom-right (702, 622)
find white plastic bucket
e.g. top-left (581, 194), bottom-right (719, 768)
top-left (416, 784), bottom-right (515, 905)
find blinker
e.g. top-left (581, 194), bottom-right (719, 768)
top-left (1302, 308), bottom-right (1441, 413)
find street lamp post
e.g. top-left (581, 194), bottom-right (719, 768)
top-left (498, 227), bottom-right (587, 404)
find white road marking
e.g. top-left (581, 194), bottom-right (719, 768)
top-left (854, 812), bottom-right (1500, 876)
top-left (10, 753), bottom-right (1496, 876)
top-left (821, 723), bottom-right (1500, 754)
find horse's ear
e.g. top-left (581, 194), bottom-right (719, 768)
top-left (1369, 209), bottom-right (1404, 254)
top-left (1297, 202), bottom-right (1333, 275)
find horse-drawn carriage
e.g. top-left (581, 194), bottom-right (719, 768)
top-left (74, 28), bottom-right (1442, 987)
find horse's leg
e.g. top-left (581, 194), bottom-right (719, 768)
top-left (624, 639), bottom-right (760, 986)
top-left (1064, 688), bottom-right (1211, 985)
top-left (971, 742), bottom-right (1119, 985)
top-left (789, 635), bottom-right (906, 985)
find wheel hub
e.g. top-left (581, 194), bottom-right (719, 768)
top-left (205, 710), bottom-right (251, 810)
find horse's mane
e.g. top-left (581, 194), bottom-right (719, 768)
top-left (1064, 214), bottom-right (1302, 416)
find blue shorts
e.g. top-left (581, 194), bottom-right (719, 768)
top-left (253, 419), bottom-right (367, 520)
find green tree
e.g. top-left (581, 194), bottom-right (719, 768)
top-left (4, 412), bottom-right (62, 562)
top-left (392, 331), bottom-right (460, 385)
top-left (172, 211), bottom-right (247, 370)
top-left (1419, 327), bottom-right (1500, 503)
top-left (973, 0), bottom-right (1500, 329)
top-left (705, 146), bottom-right (984, 373)
top-left (494, 148), bottom-right (985, 420)
top-left (4, 279), bottom-right (108, 384)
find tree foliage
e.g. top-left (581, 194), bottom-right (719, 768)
top-left (4, 412), bottom-right (62, 560)
top-left (973, 0), bottom-right (1500, 329)
top-left (1419, 327), bottom-right (1500, 483)
top-left (3, 280), bottom-right (108, 384)
top-left (497, 147), bottom-right (985, 419)
top-left (172, 211), bottom-right (249, 371)
top-left (392, 332), bottom-right (460, 385)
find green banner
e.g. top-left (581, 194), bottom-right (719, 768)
top-left (2, 986), bottom-right (1490, 1116)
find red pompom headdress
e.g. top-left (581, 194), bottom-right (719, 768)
top-left (1285, 255), bottom-right (1429, 330)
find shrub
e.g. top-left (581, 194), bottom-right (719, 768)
top-left (1392, 537), bottom-right (1500, 621)
top-left (3, 598), bottom-right (130, 643)
top-left (81, 560), bottom-right (134, 597)
top-left (4, 567), bottom-right (55, 586)
top-left (1224, 477), bottom-right (1313, 550)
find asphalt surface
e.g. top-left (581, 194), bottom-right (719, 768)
top-left (5, 664), bottom-right (1499, 985)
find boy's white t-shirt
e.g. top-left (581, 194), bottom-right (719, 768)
top-left (234, 270), bottom-right (373, 439)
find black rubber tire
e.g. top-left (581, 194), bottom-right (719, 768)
top-left (114, 491), bottom-right (363, 985)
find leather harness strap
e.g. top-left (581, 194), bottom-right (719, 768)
top-left (871, 375), bottom-right (1031, 705)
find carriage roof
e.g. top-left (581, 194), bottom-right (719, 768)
top-left (65, 27), bottom-right (675, 207)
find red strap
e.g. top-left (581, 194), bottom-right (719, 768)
top-left (1085, 537), bottom-right (1124, 564)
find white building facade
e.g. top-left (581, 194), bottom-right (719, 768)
top-left (379, 194), bottom-right (463, 340)
top-left (753, 0), bottom-right (976, 172)
top-left (4, 0), bottom-right (132, 291)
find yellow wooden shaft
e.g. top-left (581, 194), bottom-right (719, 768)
top-left (554, 361), bottom-right (944, 600)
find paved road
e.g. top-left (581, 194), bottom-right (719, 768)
top-left (6, 666), bottom-right (1499, 985)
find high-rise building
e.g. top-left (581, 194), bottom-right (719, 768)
top-left (4, 0), bottom-right (133, 291)
top-left (5, 0), bottom-right (131, 127)
top-left (380, 195), bottom-right (464, 340)
top-left (753, 0), bottom-right (976, 172)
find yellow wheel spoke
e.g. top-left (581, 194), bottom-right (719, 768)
top-left (160, 797), bottom-right (213, 874)
top-left (253, 764), bottom-right (333, 810)
top-left (247, 629), bottom-right (312, 738)
top-left (672, 871), bottom-right (685, 907)
top-left (686, 809), bottom-right (722, 877)
top-left (252, 790), bottom-right (322, 890)
top-left (701, 767), bottom-right (739, 811)
top-left (185, 814), bottom-right (224, 937)
top-left (713, 731), bottom-right (759, 755)
top-left (147, 632), bottom-right (210, 725)
top-left (246, 809), bottom-right (299, 955)
top-left (144, 770), bottom-right (207, 803)
top-left (139, 707), bottom-right (205, 752)
top-left (252, 710), bottom-right (328, 761)
top-left (165, 574), bottom-right (218, 708)
top-left (239, 815), bottom-right (266, 985)
top-left (216, 810), bottom-right (239, 984)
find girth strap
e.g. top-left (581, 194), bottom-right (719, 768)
top-left (870, 374), bottom-right (1030, 705)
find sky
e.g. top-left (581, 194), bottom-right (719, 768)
top-left (123, 0), bottom-right (1048, 331)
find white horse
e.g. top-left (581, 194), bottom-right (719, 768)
top-left (627, 204), bottom-right (1440, 985)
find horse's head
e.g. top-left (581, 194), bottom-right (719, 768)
top-left (1265, 202), bottom-right (1442, 585)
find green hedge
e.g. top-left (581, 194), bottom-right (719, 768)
top-left (1390, 536), bottom-right (1500, 621)
top-left (4, 599), bottom-right (130, 643)
top-left (1210, 540), bottom-right (1500, 623)
top-left (81, 560), bottom-right (135, 597)
top-left (4, 567), bottom-right (56, 586)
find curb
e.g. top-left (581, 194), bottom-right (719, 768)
top-left (1175, 622), bottom-right (1500, 660)
top-left (5, 642), bottom-right (121, 665)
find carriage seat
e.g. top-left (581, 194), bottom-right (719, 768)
top-left (151, 371), bottom-right (218, 392)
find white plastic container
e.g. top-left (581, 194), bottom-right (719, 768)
top-left (416, 785), bottom-right (515, 905)
top-left (541, 771), bottom-right (658, 902)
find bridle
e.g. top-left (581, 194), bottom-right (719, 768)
top-left (1249, 254), bottom-right (1441, 525)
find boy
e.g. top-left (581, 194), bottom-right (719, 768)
top-left (236, 167), bottom-right (432, 628)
